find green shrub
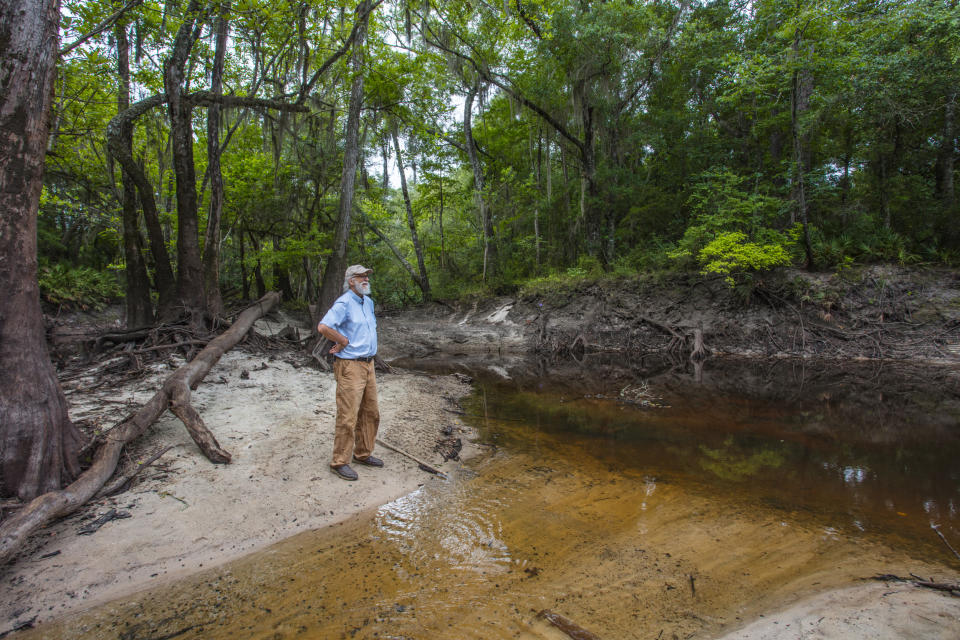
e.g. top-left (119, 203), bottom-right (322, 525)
top-left (669, 168), bottom-right (797, 287)
top-left (38, 263), bottom-right (123, 310)
top-left (696, 231), bottom-right (795, 286)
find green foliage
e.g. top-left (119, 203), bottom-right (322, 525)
top-left (38, 263), bottom-right (123, 310)
top-left (696, 231), bottom-right (795, 287)
top-left (668, 169), bottom-right (797, 286)
top-left (37, 0), bottom-right (960, 315)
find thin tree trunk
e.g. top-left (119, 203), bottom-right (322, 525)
top-left (316, 0), bottom-right (371, 322)
top-left (0, 0), bottom-right (83, 501)
top-left (363, 216), bottom-right (421, 285)
top-left (105, 95), bottom-right (178, 320)
top-left (464, 81), bottom-right (495, 281)
top-left (791, 30), bottom-right (814, 270)
top-left (391, 121), bottom-right (431, 300)
top-left (273, 236), bottom-right (295, 300)
top-left (239, 227), bottom-right (250, 300)
top-left (116, 21), bottom-right (153, 328)
top-left (534, 131), bottom-right (542, 270)
top-left (438, 177), bottom-right (446, 269)
top-left (936, 90), bottom-right (956, 218)
top-left (249, 232), bottom-right (266, 298)
top-left (203, 5), bottom-right (230, 318)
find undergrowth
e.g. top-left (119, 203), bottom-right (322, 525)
top-left (38, 263), bottom-right (123, 310)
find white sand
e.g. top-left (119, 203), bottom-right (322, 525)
top-left (0, 347), bottom-right (473, 634)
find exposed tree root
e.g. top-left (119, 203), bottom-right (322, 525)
top-left (0, 292), bottom-right (279, 567)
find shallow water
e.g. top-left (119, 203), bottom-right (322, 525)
top-left (22, 357), bottom-right (960, 639)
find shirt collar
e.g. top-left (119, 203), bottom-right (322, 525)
top-left (348, 289), bottom-right (364, 303)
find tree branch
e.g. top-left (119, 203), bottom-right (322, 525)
top-left (296, 0), bottom-right (386, 105)
top-left (59, 0), bottom-right (145, 56)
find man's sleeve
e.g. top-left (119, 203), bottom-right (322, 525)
top-left (319, 300), bottom-right (345, 330)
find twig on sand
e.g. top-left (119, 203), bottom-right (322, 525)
top-left (97, 445), bottom-right (177, 498)
top-left (375, 438), bottom-right (447, 479)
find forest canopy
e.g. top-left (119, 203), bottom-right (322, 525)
top-left (43, 0), bottom-right (959, 315)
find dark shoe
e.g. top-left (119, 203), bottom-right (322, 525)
top-left (331, 464), bottom-right (358, 481)
top-left (352, 455), bottom-right (383, 467)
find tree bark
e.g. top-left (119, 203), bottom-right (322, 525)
top-left (316, 0), bottom-right (371, 321)
top-left (115, 21), bottom-right (154, 328)
top-left (391, 121), bottom-right (432, 300)
top-left (0, 292), bottom-right (280, 566)
top-left (0, 0), bottom-right (83, 501)
top-left (203, 6), bottom-right (230, 319)
top-left (105, 94), bottom-right (179, 320)
top-left (165, 0), bottom-right (208, 326)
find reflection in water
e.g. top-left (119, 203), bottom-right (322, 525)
top-left (20, 357), bottom-right (960, 640)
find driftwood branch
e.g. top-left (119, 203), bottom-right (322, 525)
top-left (0, 292), bottom-right (279, 566)
top-left (375, 438), bottom-right (447, 478)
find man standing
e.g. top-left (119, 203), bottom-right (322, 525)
top-left (317, 265), bottom-right (382, 481)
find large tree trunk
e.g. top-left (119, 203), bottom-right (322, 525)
top-left (165, 0), bottom-right (208, 326)
top-left (391, 121), bottom-right (432, 300)
top-left (203, 7), bottom-right (230, 318)
top-left (316, 0), bottom-right (371, 321)
top-left (0, 0), bottom-right (83, 501)
top-left (0, 293), bottom-right (280, 566)
top-left (116, 22), bottom-right (154, 328)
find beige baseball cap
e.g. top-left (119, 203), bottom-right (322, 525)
top-left (345, 264), bottom-right (373, 278)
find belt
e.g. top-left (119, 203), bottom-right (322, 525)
top-left (350, 355), bottom-right (375, 363)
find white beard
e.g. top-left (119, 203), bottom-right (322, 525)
top-left (358, 281), bottom-right (371, 296)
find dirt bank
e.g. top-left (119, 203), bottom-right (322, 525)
top-left (379, 265), bottom-right (960, 365)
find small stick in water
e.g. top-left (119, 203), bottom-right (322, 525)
top-left (375, 438), bottom-right (448, 479)
top-left (931, 523), bottom-right (960, 562)
top-left (536, 609), bottom-right (602, 640)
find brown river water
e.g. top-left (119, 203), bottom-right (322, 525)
top-left (19, 356), bottom-right (960, 639)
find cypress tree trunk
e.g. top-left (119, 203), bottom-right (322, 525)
top-left (0, 0), bottom-right (82, 500)
top-left (164, 0), bottom-right (207, 325)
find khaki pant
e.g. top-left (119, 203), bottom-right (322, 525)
top-left (331, 358), bottom-right (380, 467)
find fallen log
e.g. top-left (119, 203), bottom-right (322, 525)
top-left (0, 292), bottom-right (280, 566)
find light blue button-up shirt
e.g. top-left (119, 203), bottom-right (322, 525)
top-left (319, 290), bottom-right (377, 359)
